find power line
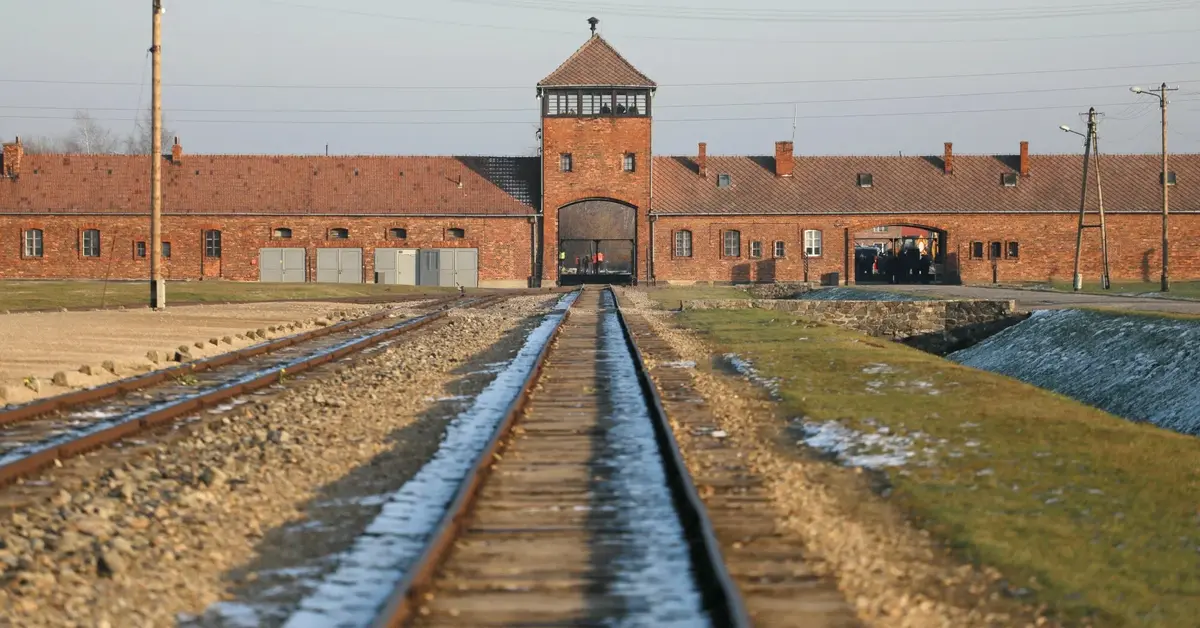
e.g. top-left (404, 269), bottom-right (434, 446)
top-left (5, 80), bottom-right (1198, 115)
top-left (5, 98), bottom-right (1197, 126)
top-left (5, 61), bottom-right (1200, 91)
top-left (438, 0), bottom-right (1200, 22)
top-left (249, 0), bottom-right (1200, 45)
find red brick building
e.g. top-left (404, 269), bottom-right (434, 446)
top-left (3, 34), bottom-right (1198, 287)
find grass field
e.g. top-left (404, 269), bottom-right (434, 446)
top-left (0, 280), bottom-right (452, 312)
top-left (679, 308), bottom-right (1200, 627)
top-left (1016, 280), bottom-right (1200, 300)
top-left (642, 285), bottom-right (750, 309)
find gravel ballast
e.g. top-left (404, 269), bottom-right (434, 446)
top-left (0, 295), bottom-right (559, 627)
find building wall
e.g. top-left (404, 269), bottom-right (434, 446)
top-left (0, 215), bottom-right (534, 286)
top-left (651, 213), bottom-right (1200, 284)
top-left (541, 115), bottom-right (652, 283)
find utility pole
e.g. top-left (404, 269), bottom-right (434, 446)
top-left (150, 0), bottom-right (166, 309)
top-left (1064, 108), bottom-right (1108, 291)
top-left (1131, 83), bottom-right (1178, 292)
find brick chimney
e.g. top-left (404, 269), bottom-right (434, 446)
top-left (943, 142), bottom-right (953, 175)
top-left (1019, 140), bottom-right (1030, 177)
top-left (171, 137), bottom-right (183, 164)
top-left (697, 142), bottom-right (707, 178)
top-left (775, 140), bottom-right (794, 177)
top-left (2, 137), bottom-right (23, 178)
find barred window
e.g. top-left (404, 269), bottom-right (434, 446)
top-left (204, 230), bottom-right (222, 257)
top-left (723, 230), bottom-right (741, 258)
top-left (803, 230), bottom-right (823, 257)
top-left (674, 230), bottom-right (693, 257)
top-left (82, 229), bottom-right (101, 258)
top-left (23, 229), bottom-right (43, 258)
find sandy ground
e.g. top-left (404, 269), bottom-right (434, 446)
top-left (855, 283), bottom-right (1200, 314)
top-left (0, 302), bottom-right (396, 406)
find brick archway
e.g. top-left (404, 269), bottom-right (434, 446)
top-left (850, 221), bottom-right (954, 284)
top-left (557, 199), bottom-right (637, 285)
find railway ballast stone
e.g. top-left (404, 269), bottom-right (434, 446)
top-left (0, 294), bottom-right (563, 627)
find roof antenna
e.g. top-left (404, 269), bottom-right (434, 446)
top-left (588, 17), bottom-right (598, 35)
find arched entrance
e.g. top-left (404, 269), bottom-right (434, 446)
top-left (852, 224), bottom-right (950, 284)
top-left (558, 199), bottom-right (636, 285)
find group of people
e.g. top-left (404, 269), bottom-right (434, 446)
top-left (560, 250), bottom-right (606, 274)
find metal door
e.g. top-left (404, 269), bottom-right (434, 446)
top-left (316, 248), bottom-right (363, 284)
top-left (259, 248), bottom-right (306, 283)
top-left (418, 250), bottom-right (441, 286)
top-left (453, 249), bottom-right (478, 288)
top-left (374, 248), bottom-right (418, 285)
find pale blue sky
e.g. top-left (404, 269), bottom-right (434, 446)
top-left (2, 0), bottom-right (1199, 156)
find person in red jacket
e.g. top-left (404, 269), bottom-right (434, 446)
top-left (596, 250), bottom-right (605, 273)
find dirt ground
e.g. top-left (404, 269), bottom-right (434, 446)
top-left (0, 302), bottom-right (396, 406)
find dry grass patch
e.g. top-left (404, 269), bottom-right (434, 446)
top-left (642, 285), bottom-right (749, 310)
top-left (679, 307), bottom-right (1200, 627)
top-left (1015, 280), bottom-right (1200, 300)
top-left (0, 280), bottom-right (451, 312)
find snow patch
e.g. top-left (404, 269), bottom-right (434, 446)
top-left (277, 291), bottom-right (578, 628)
top-left (799, 420), bottom-right (927, 469)
top-left (723, 353), bottom-right (781, 400)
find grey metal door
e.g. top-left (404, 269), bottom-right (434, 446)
top-left (454, 249), bottom-right (478, 288)
top-left (259, 248), bottom-right (306, 283)
top-left (374, 248), bottom-right (418, 285)
top-left (437, 250), bottom-right (457, 287)
top-left (419, 250), bottom-right (440, 287)
top-left (316, 248), bottom-right (363, 284)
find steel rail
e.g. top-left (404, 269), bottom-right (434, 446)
top-left (369, 287), bottom-right (750, 628)
top-left (610, 288), bottom-right (752, 627)
top-left (0, 304), bottom-right (466, 488)
top-left (369, 290), bottom-right (579, 628)
top-left (0, 295), bottom-right (471, 427)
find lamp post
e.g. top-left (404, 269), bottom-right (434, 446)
top-left (1131, 84), bottom-right (1177, 292)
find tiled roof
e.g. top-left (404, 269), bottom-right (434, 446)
top-left (538, 35), bottom-right (656, 88)
top-left (0, 155), bottom-right (539, 215)
top-left (650, 153), bottom-right (1200, 214)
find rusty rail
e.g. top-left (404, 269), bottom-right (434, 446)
top-left (0, 305), bottom-right (464, 488)
top-left (368, 287), bottom-right (749, 627)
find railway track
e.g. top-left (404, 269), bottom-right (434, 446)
top-left (0, 294), bottom-right (507, 488)
top-left (284, 287), bottom-right (747, 627)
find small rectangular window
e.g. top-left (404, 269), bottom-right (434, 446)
top-left (857, 173), bottom-right (873, 188)
top-left (723, 230), bottom-right (741, 258)
top-left (872, 226), bottom-right (889, 233)
top-left (273, 227), bottom-right (293, 239)
top-left (1001, 173), bottom-right (1018, 187)
top-left (22, 229), bottom-right (44, 258)
top-left (136, 241), bottom-right (147, 258)
top-left (623, 153), bottom-right (636, 172)
top-left (773, 241), bottom-right (785, 258)
top-left (82, 229), bottom-right (101, 258)
top-left (204, 229), bottom-right (222, 257)
top-left (163, 242), bottom-right (172, 258)
top-left (389, 227), bottom-right (407, 240)
top-left (717, 173), bottom-right (732, 188)
top-left (1006, 241), bottom-right (1020, 259)
top-left (329, 228), bottom-right (349, 240)
top-left (804, 230), bottom-right (823, 257)
top-left (971, 241), bottom-right (984, 259)
top-left (447, 228), bottom-right (465, 239)
top-left (560, 153), bottom-right (573, 172)
top-left (674, 230), bottom-right (693, 258)
top-left (990, 241), bottom-right (1002, 259)
top-left (1162, 171), bottom-right (1177, 186)
top-left (750, 241), bottom-right (763, 259)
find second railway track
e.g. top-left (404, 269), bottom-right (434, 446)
top-left (0, 294), bottom-right (507, 488)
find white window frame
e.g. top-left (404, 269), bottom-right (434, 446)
top-left (723, 230), bottom-right (741, 258)
top-left (82, 229), bottom-right (101, 258)
top-left (773, 240), bottom-right (785, 258)
top-left (674, 230), bottom-right (693, 258)
top-left (23, 229), bottom-right (44, 258)
top-left (559, 153), bottom-right (573, 172)
top-left (623, 153), bottom-right (636, 172)
top-left (750, 241), bottom-right (763, 259)
top-left (803, 229), bottom-right (823, 257)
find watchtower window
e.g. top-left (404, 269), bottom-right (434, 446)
top-left (543, 89), bottom-right (650, 118)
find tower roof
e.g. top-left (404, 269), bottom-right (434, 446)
top-left (538, 34), bottom-right (656, 89)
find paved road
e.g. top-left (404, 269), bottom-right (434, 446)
top-left (854, 284), bottom-right (1200, 315)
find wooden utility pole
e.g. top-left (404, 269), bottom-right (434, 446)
top-left (1071, 108), bottom-right (1109, 291)
top-left (150, 0), bottom-right (165, 309)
